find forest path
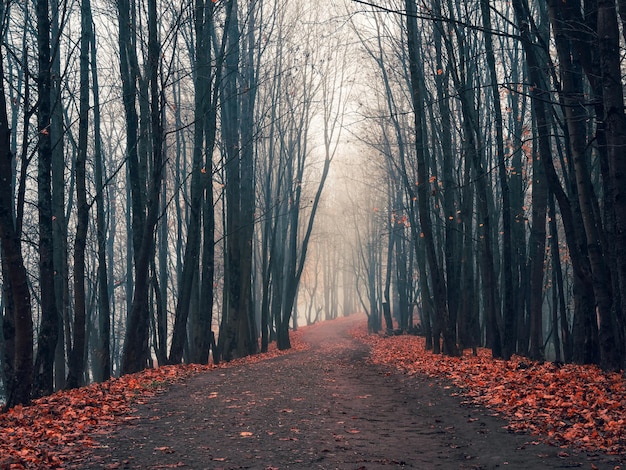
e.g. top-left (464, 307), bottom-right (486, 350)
top-left (83, 315), bottom-right (616, 469)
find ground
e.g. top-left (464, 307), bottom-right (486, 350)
top-left (79, 315), bottom-right (623, 469)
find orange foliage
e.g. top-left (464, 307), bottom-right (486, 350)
top-left (0, 330), bottom-right (306, 469)
top-left (353, 328), bottom-right (626, 456)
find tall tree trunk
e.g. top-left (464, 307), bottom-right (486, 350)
top-left (481, 0), bottom-right (515, 359)
top-left (258, 46), bottom-right (284, 352)
top-left (548, 193), bottom-right (566, 362)
top-left (405, 0), bottom-right (458, 356)
top-left (508, 45), bottom-right (528, 357)
top-left (277, 144), bottom-right (333, 349)
top-left (238, 1), bottom-right (258, 354)
top-left (66, 0), bottom-right (91, 388)
top-left (441, 0), bottom-right (502, 358)
top-left (548, 0), bottom-right (616, 367)
top-left (197, 167), bottom-right (216, 363)
top-left (33, 0), bottom-right (59, 398)
top-left (433, 4), bottom-right (461, 351)
top-left (0, 43), bottom-right (33, 409)
top-left (395, 221), bottom-right (410, 330)
top-left (170, 0), bottom-right (216, 365)
top-left (527, 99), bottom-right (549, 361)
top-left (51, 0), bottom-right (67, 392)
top-left (91, 12), bottom-right (111, 380)
top-left (459, 151), bottom-right (478, 352)
top-left (218, 0), bottom-right (256, 361)
top-left (596, 0), bottom-right (626, 370)
top-left (117, 0), bottom-right (142, 373)
top-left (383, 204), bottom-right (395, 331)
top-left (121, 0), bottom-right (164, 375)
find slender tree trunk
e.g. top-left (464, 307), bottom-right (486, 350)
top-left (507, 44), bottom-right (527, 356)
top-left (258, 45), bottom-right (285, 352)
top-left (459, 152), bottom-right (478, 352)
top-left (383, 205), bottom-right (395, 332)
top-left (405, 0), bottom-right (458, 356)
top-left (51, 0), bottom-right (67, 392)
top-left (117, 0), bottom-right (142, 373)
top-left (481, 0), bottom-right (514, 359)
top-left (548, 0), bottom-right (617, 367)
top-left (596, 0), bottom-right (626, 370)
top-left (0, 43), bottom-right (33, 409)
top-left (548, 193), bottom-right (565, 362)
top-left (94, 114), bottom-right (112, 376)
top-left (238, 1), bottom-right (258, 354)
top-left (218, 0), bottom-right (256, 361)
top-left (169, 0), bottom-right (215, 365)
top-left (395, 223), bottom-right (410, 330)
top-left (66, 0), bottom-right (91, 388)
top-left (121, 0), bottom-right (164, 375)
top-left (198, 171), bottom-right (216, 363)
top-left (33, 0), bottom-right (59, 398)
top-left (278, 142), bottom-right (333, 350)
top-left (428, 0), bottom-right (462, 352)
top-left (527, 101), bottom-right (549, 362)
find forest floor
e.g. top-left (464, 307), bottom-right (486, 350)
top-left (1, 314), bottom-right (624, 469)
top-left (77, 314), bottom-right (621, 470)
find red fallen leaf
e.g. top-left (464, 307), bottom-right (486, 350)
top-left (352, 320), bottom-right (626, 455)
top-left (0, 329), bottom-right (307, 469)
top-left (155, 446), bottom-right (175, 453)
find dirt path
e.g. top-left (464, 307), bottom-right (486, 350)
top-left (81, 315), bottom-right (621, 469)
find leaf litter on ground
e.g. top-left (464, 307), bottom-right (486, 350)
top-left (352, 326), bottom-right (626, 457)
top-left (0, 331), bottom-right (307, 469)
top-left (3, 316), bottom-right (625, 468)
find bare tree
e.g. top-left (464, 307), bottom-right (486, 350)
top-left (0, 33), bottom-right (33, 408)
top-left (121, 0), bottom-right (165, 375)
top-left (66, 0), bottom-right (93, 388)
top-left (33, 0), bottom-right (59, 398)
top-left (217, 0), bottom-right (257, 361)
top-left (404, 0), bottom-right (458, 356)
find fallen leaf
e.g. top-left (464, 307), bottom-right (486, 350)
top-left (352, 324), bottom-right (626, 455)
top-left (0, 330), bottom-right (307, 468)
top-left (154, 446), bottom-right (175, 454)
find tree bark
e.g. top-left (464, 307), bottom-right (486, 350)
top-left (548, 0), bottom-right (618, 368)
top-left (481, 0), bottom-right (515, 359)
top-left (405, 0), bottom-right (458, 356)
top-left (51, 0), bottom-right (68, 392)
top-left (0, 44), bottom-right (33, 409)
top-left (90, 17), bottom-right (111, 381)
top-left (121, 0), bottom-right (164, 375)
top-left (218, 0), bottom-right (256, 361)
top-left (170, 0), bottom-right (213, 365)
top-left (33, 0), bottom-right (59, 398)
top-left (596, 0), bottom-right (626, 370)
top-left (66, 0), bottom-right (92, 388)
